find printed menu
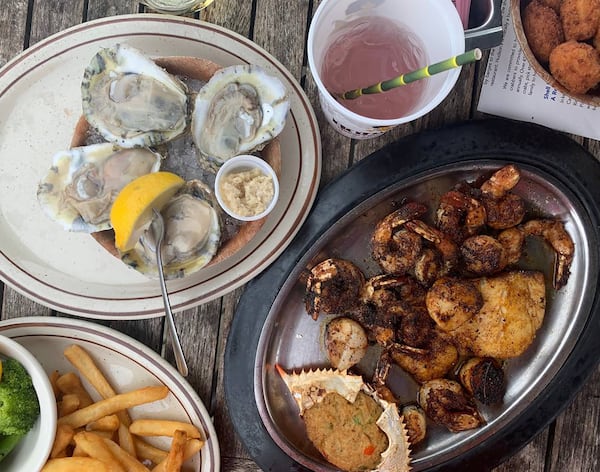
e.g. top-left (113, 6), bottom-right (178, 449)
top-left (477, 2), bottom-right (600, 141)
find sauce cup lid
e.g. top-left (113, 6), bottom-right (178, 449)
top-left (214, 154), bottom-right (280, 222)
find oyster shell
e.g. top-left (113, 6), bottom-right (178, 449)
top-left (121, 180), bottom-right (221, 279)
top-left (37, 143), bottom-right (162, 232)
top-left (191, 64), bottom-right (289, 170)
top-left (277, 366), bottom-right (412, 472)
top-left (81, 44), bottom-right (188, 147)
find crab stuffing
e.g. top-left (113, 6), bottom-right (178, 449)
top-left (276, 366), bottom-right (412, 472)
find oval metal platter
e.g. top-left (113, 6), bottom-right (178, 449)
top-left (224, 119), bottom-right (600, 471)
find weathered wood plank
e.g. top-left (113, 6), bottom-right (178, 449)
top-left (493, 429), bottom-right (549, 472)
top-left (203, 0), bottom-right (252, 38)
top-left (29, 0), bottom-right (85, 45)
top-left (548, 363), bottom-right (600, 472)
top-left (86, 0), bottom-right (139, 20)
top-left (0, 0), bottom-right (29, 67)
top-left (1, 289), bottom-right (53, 319)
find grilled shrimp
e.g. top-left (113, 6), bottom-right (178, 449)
top-left (521, 219), bottom-right (575, 289)
top-left (480, 165), bottom-right (526, 230)
top-left (389, 334), bottom-right (459, 384)
top-left (371, 202), bottom-right (428, 275)
top-left (404, 220), bottom-right (459, 276)
top-left (358, 274), bottom-right (426, 346)
top-left (305, 258), bottom-right (365, 320)
top-left (480, 164), bottom-right (521, 198)
top-left (436, 189), bottom-right (486, 243)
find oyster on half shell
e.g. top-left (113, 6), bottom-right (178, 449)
top-left (37, 143), bottom-right (162, 232)
top-left (81, 43), bottom-right (188, 148)
top-left (191, 64), bottom-right (289, 170)
top-left (121, 180), bottom-right (221, 279)
top-left (276, 366), bottom-right (412, 472)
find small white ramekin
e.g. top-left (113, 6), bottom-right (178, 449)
top-left (214, 154), bottom-right (280, 222)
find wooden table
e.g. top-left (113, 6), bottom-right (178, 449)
top-left (1, 1), bottom-right (598, 471)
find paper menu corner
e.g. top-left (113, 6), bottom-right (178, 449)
top-left (477, 3), bottom-right (600, 141)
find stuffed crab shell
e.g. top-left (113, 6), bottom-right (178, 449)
top-left (191, 64), bottom-right (289, 170)
top-left (121, 180), bottom-right (221, 279)
top-left (276, 366), bottom-right (412, 472)
top-left (81, 43), bottom-right (188, 148)
top-left (37, 143), bottom-right (162, 232)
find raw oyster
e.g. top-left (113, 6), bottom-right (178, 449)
top-left (277, 366), bottom-right (412, 472)
top-left (81, 43), bottom-right (188, 147)
top-left (37, 143), bottom-right (162, 232)
top-left (191, 64), bottom-right (289, 170)
top-left (122, 180), bottom-right (221, 279)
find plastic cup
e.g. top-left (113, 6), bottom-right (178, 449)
top-left (307, 0), bottom-right (466, 139)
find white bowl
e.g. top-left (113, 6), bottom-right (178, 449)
top-left (0, 335), bottom-right (57, 471)
top-left (214, 155), bottom-right (280, 222)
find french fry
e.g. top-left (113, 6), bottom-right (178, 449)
top-left (133, 437), bottom-right (169, 464)
top-left (43, 344), bottom-right (204, 472)
top-left (58, 393), bottom-right (81, 417)
top-left (42, 457), bottom-right (110, 472)
top-left (129, 420), bottom-right (201, 439)
top-left (50, 424), bottom-right (75, 459)
top-left (49, 370), bottom-right (61, 397)
top-left (102, 438), bottom-right (151, 472)
top-left (73, 431), bottom-right (126, 472)
top-left (56, 372), bottom-right (95, 407)
top-left (118, 422), bottom-right (137, 457)
top-left (71, 444), bottom-right (88, 457)
top-left (87, 414), bottom-right (120, 432)
top-left (151, 438), bottom-right (204, 472)
top-left (63, 344), bottom-right (133, 426)
top-left (165, 430), bottom-right (186, 472)
top-left (58, 386), bottom-right (169, 429)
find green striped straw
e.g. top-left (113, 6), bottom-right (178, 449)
top-left (336, 48), bottom-right (482, 100)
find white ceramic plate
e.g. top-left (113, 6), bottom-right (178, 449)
top-left (0, 316), bottom-right (220, 471)
top-left (0, 14), bottom-right (321, 319)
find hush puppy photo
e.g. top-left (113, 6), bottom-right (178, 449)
top-left (549, 40), bottom-right (600, 94)
top-left (560, 0), bottom-right (600, 41)
top-left (523, 0), bottom-right (565, 63)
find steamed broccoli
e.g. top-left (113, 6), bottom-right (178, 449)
top-left (0, 358), bottom-right (40, 436)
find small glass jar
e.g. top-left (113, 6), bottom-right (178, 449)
top-left (142, 0), bottom-right (215, 15)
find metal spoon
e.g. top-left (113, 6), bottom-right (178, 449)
top-left (149, 208), bottom-right (189, 377)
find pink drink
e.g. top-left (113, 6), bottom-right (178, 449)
top-left (321, 16), bottom-right (428, 120)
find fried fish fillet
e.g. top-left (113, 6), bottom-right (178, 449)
top-left (447, 271), bottom-right (546, 359)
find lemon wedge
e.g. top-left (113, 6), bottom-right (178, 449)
top-left (110, 171), bottom-right (185, 252)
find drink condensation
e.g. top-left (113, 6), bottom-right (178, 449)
top-left (142, 0), bottom-right (215, 14)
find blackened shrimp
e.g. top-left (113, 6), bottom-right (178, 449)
top-left (436, 190), bottom-right (486, 243)
top-left (371, 202), bottom-right (428, 275)
top-left (305, 258), bottom-right (365, 320)
top-left (404, 220), bottom-right (459, 275)
top-left (521, 219), bottom-right (575, 289)
top-left (480, 165), bottom-right (526, 230)
top-left (358, 274), bottom-right (426, 346)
